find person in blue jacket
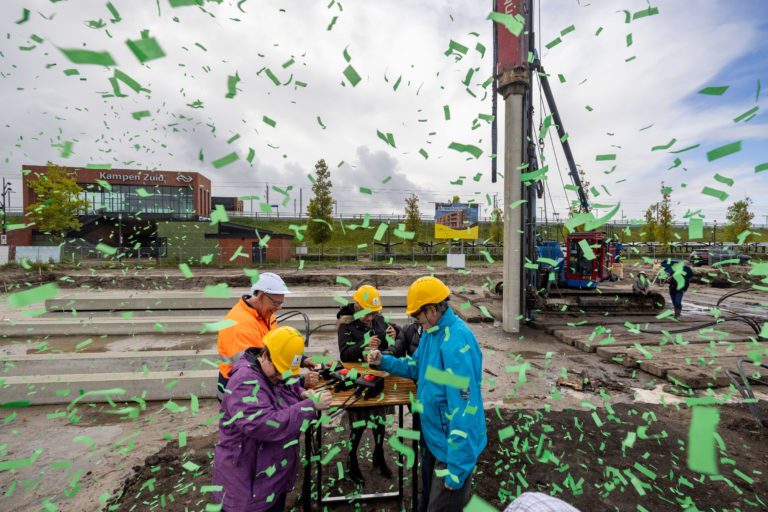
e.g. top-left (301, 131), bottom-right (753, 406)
top-left (367, 276), bottom-right (486, 512)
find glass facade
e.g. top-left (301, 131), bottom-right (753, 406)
top-left (79, 184), bottom-right (194, 214)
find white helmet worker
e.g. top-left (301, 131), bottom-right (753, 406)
top-left (250, 272), bottom-right (291, 295)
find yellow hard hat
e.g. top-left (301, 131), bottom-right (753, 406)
top-left (405, 276), bottom-right (451, 316)
top-left (263, 326), bottom-right (305, 377)
top-left (352, 285), bottom-right (383, 312)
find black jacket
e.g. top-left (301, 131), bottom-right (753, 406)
top-left (389, 322), bottom-right (422, 358)
top-left (336, 304), bottom-right (402, 363)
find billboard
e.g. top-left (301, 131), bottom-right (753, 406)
top-left (434, 203), bottom-right (479, 240)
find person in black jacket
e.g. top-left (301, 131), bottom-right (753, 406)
top-left (337, 285), bottom-right (402, 485)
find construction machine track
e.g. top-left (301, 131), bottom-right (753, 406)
top-left (530, 289), bottom-right (666, 314)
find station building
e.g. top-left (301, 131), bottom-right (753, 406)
top-left (10, 164), bottom-right (292, 264)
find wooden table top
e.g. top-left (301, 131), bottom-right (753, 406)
top-left (315, 362), bottom-right (417, 408)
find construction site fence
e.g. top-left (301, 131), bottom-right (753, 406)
top-left (35, 242), bottom-right (766, 267)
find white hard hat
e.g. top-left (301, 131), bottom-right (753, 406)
top-left (250, 272), bottom-right (291, 295)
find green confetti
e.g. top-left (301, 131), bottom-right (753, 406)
top-left (755, 162), bottom-right (768, 173)
top-left (448, 142), bottom-right (483, 159)
top-left (487, 11), bottom-right (525, 37)
top-left (0, 449), bottom-right (44, 471)
top-left (700, 187), bottom-right (729, 201)
top-left (225, 73), bottom-right (240, 98)
top-left (651, 138), bottom-right (677, 151)
top-left (59, 48), bottom-right (116, 66)
top-left (733, 106), bottom-right (759, 123)
top-left (263, 115), bottom-right (276, 127)
top-left (578, 239), bottom-right (596, 260)
top-left (335, 276), bottom-right (352, 287)
top-left (595, 154), bottom-right (617, 161)
top-left (16, 8), bottom-right (30, 24)
top-left (8, 283), bottom-right (60, 308)
top-left (545, 37), bottom-right (562, 49)
top-left (698, 85), bottom-right (729, 96)
top-left (95, 243), bottom-right (117, 256)
top-left (706, 141), bottom-right (741, 161)
top-left (343, 64), bottom-right (361, 86)
top-left (182, 461), bottom-right (200, 472)
top-left (688, 218), bottom-right (703, 239)
top-left (179, 263), bottom-right (194, 278)
top-left (212, 152), bottom-right (239, 168)
top-left (359, 187), bottom-right (373, 195)
top-left (126, 30), bottom-right (165, 63)
top-left (425, 366), bottom-right (469, 389)
top-left (687, 406), bottom-right (720, 474)
top-left (131, 110), bottom-right (151, 120)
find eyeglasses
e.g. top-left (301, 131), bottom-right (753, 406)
top-left (410, 307), bottom-right (425, 320)
top-left (263, 293), bottom-right (284, 307)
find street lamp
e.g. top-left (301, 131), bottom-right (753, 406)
top-left (712, 219), bottom-right (717, 244)
top-left (0, 178), bottom-right (12, 245)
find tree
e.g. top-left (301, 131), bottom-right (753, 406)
top-left (724, 197), bottom-right (754, 243)
top-left (656, 183), bottom-right (675, 247)
top-left (403, 194), bottom-right (421, 248)
top-left (489, 207), bottom-right (504, 242)
top-left (306, 159), bottom-right (333, 254)
top-left (643, 203), bottom-right (659, 243)
top-left (25, 162), bottom-right (89, 241)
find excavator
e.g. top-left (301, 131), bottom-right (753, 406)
top-left (490, 0), bottom-right (665, 315)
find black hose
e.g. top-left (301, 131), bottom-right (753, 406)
top-left (639, 314), bottom-right (763, 336)
top-left (276, 310), bottom-right (311, 346)
top-left (716, 288), bottom-right (757, 307)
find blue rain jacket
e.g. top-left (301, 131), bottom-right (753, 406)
top-left (378, 308), bottom-right (486, 489)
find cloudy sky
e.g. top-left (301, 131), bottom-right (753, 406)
top-left (1, 0), bottom-right (766, 225)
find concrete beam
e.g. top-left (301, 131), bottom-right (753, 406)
top-left (2, 314), bottom-right (411, 337)
top-left (45, 291), bottom-right (408, 312)
top-left (0, 369), bottom-right (218, 405)
top-left (1, 349), bottom-right (328, 376)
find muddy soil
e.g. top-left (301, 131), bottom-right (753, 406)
top-left (106, 402), bottom-right (768, 512)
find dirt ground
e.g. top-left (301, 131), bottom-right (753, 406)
top-left (103, 401), bottom-right (768, 512)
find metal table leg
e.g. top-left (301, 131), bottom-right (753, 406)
top-left (302, 423), bottom-right (313, 512)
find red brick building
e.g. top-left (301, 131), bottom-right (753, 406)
top-left (22, 164), bottom-right (212, 217)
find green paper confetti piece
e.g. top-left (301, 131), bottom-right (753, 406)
top-left (16, 8), bottom-right (30, 24)
top-left (444, 39), bottom-right (469, 58)
top-left (179, 263), bottom-right (194, 278)
top-left (448, 142), bottom-right (482, 159)
top-left (425, 366), bottom-right (469, 389)
top-left (263, 115), bottom-right (276, 127)
top-left (443, 105), bottom-right (451, 120)
top-left (373, 222), bottom-right (388, 241)
top-left (713, 173), bottom-right (734, 187)
top-left (633, 6), bottom-right (659, 19)
top-left (754, 162), bottom-right (768, 173)
top-left (0, 449), bottom-right (44, 471)
top-left (96, 243), bottom-right (117, 255)
top-left (126, 31), bottom-right (165, 63)
top-left (487, 11), bottom-right (525, 37)
top-left (106, 2), bottom-right (122, 23)
top-left (595, 153), bottom-right (616, 161)
top-left (59, 48), bottom-right (116, 66)
top-left (343, 64), bottom-right (362, 86)
top-left (698, 85), bottom-right (729, 96)
top-left (360, 187), bottom-right (372, 195)
top-left (75, 338), bottom-right (93, 350)
top-left (419, 148), bottom-right (429, 159)
top-left (201, 319), bottom-right (236, 333)
top-left (701, 187), bottom-right (729, 202)
top-left (388, 435), bottom-right (415, 468)
top-left (212, 152), bottom-right (239, 168)
top-left (8, 283), bottom-right (60, 308)
top-left (377, 130), bottom-right (396, 148)
top-left (169, 0), bottom-right (204, 5)
top-left (316, 116), bottom-right (326, 129)
top-left (578, 239), bottom-right (596, 260)
top-left (733, 106), bottom-right (759, 123)
top-left (688, 406), bottom-right (720, 475)
top-left (320, 445), bottom-right (341, 465)
top-left (706, 141), bottom-right (741, 161)
top-left (182, 461), bottom-right (200, 472)
top-left (651, 138), bottom-right (677, 151)
top-left (688, 218), bottom-right (703, 239)
top-left (545, 37), bottom-right (562, 49)
top-left (225, 73), bottom-right (240, 98)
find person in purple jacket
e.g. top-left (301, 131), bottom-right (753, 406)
top-left (212, 326), bottom-right (332, 512)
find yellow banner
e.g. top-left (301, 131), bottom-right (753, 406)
top-left (434, 224), bottom-right (479, 240)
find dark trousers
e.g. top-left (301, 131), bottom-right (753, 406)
top-left (265, 493), bottom-right (287, 512)
top-left (422, 448), bottom-right (472, 512)
top-left (670, 289), bottom-right (684, 309)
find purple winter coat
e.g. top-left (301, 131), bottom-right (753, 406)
top-left (212, 356), bottom-right (317, 511)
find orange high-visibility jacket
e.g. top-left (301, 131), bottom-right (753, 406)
top-left (217, 296), bottom-right (277, 379)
